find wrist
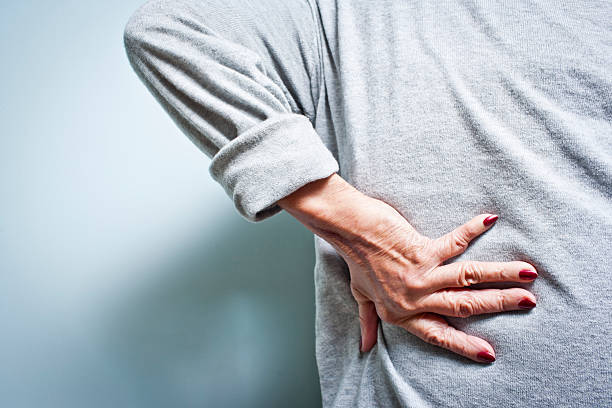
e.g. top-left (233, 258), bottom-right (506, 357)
top-left (278, 173), bottom-right (392, 252)
top-left (278, 173), bottom-right (361, 233)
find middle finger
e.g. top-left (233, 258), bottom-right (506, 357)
top-left (421, 260), bottom-right (538, 292)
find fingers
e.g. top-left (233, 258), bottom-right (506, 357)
top-left (400, 312), bottom-right (497, 363)
top-left (423, 260), bottom-right (538, 291)
top-left (417, 287), bottom-right (537, 318)
top-left (358, 300), bottom-right (379, 352)
top-left (433, 214), bottom-right (499, 262)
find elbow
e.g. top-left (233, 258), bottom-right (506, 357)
top-left (123, 4), bottom-right (150, 63)
top-left (123, 0), bottom-right (169, 64)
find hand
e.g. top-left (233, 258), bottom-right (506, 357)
top-left (278, 173), bottom-right (538, 363)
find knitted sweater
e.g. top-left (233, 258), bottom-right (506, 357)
top-left (123, 0), bottom-right (612, 406)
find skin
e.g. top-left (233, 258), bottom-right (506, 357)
top-left (278, 172), bottom-right (537, 363)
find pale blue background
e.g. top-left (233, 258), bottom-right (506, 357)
top-left (0, 1), bottom-right (321, 406)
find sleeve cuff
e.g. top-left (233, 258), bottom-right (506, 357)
top-left (209, 112), bottom-right (340, 222)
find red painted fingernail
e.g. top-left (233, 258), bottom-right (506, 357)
top-left (477, 351), bottom-right (496, 363)
top-left (483, 214), bottom-right (498, 226)
top-left (518, 298), bottom-right (536, 309)
top-left (519, 269), bottom-right (538, 280)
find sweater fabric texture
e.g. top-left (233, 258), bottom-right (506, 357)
top-left (123, 1), bottom-right (612, 406)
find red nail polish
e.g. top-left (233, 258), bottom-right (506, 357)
top-left (477, 351), bottom-right (496, 363)
top-left (519, 269), bottom-right (538, 280)
top-left (483, 214), bottom-right (498, 226)
top-left (518, 298), bottom-right (536, 309)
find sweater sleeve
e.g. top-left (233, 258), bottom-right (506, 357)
top-left (123, 0), bottom-right (339, 222)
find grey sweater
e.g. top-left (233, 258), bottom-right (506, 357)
top-left (123, 0), bottom-right (612, 406)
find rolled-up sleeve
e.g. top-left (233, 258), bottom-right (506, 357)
top-left (123, 0), bottom-right (339, 222)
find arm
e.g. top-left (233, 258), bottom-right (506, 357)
top-left (123, 0), bottom-right (338, 222)
top-left (279, 173), bottom-right (538, 363)
top-left (124, 0), bottom-right (537, 364)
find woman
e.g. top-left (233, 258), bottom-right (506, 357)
top-left (123, 0), bottom-right (612, 406)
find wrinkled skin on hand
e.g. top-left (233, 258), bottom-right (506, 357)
top-left (278, 173), bottom-right (537, 363)
top-left (327, 195), bottom-right (537, 363)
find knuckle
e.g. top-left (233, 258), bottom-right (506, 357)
top-left (453, 294), bottom-right (479, 317)
top-left (405, 274), bottom-right (428, 291)
top-left (376, 305), bottom-right (395, 324)
top-left (494, 264), bottom-right (508, 281)
top-left (350, 284), bottom-right (366, 302)
top-left (452, 230), bottom-right (471, 252)
top-left (423, 326), bottom-right (450, 348)
top-left (495, 292), bottom-right (507, 310)
top-left (378, 299), bottom-right (414, 325)
top-left (358, 309), bottom-right (371, 325)
top-left (458, 261), bottom-right (482, 286)
top-left (410, 238), bottom-right (435, 266)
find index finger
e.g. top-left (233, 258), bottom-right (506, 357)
top-left (433, 213), bottom-right (499, 262)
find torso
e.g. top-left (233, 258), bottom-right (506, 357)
top-left (310, 0), bottom-right (612, 406)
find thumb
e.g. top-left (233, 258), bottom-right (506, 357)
top-left (358, 300), bottom-right (379, 352)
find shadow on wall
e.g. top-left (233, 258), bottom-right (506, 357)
top-left (104, 211), bottom-right (323, 408)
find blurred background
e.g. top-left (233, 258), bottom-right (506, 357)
top-left (0, 1), bottom-right (322, 406)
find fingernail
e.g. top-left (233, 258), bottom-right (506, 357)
top-left (483, 214), bottom-right (499, 226)
top-left (518, 298), bottom-right (536, 309)
top-left (519, 269), bottom-right (538, 280)
top-left (477, 350), bottom-right (496, 363)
